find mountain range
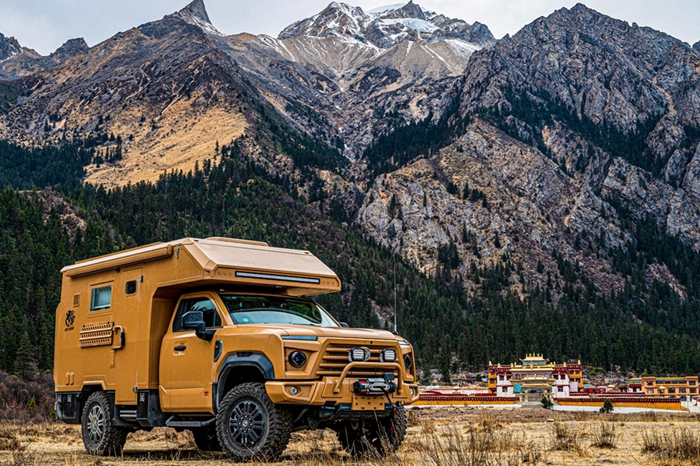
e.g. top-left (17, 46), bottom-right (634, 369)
top-left (1, 0), bottom-right (700, 374)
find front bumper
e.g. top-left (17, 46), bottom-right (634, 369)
top-left (266, 377), bottom-right (419, 408)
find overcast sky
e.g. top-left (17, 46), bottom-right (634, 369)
top-left (0, 0), bottom-right (698, 55)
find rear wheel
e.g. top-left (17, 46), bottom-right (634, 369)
top-left (81, 392), bottom-right (129, 456)
top-left (336, 407), bottom-right (407, 457)
top-left (191, 427), bottom-right (221, 451)
top-left (216, 382), bottom-right (292, 462)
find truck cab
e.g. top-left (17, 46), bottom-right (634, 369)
top-left (54, 237), bottom-right (418, 461)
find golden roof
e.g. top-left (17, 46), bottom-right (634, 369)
top-left (60, 237), bottom-right (341, 296)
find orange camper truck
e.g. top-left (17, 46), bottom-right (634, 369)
top-left (54, 237), bottom-right (418, 461)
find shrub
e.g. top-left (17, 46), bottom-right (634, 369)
top-left (0, 370), bottom-right (54, 422)
top-left (591, 422), bottom-right (617, 448)
top-left (550, 422), bottom-right (584, 454)
top-left (642, 427), bottom-right (700, 460)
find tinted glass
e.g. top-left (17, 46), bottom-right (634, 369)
top-left (91, 286), bottom-right (112, 311)
top-left (220, 294), bottom-right (337, 327)
top-left (174, 298), bottom-right (222, 331)
top-left (125, 280), bottom-right (137, 295)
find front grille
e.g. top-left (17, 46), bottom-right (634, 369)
top-left (316, 343), bottom-right (400, 378)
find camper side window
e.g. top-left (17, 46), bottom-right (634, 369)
top-left (90, 286), bottom-right (112, 312)
top-left (173, 298), bottom-right (222, 332)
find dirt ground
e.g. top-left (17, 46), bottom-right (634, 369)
top-left (2, 407), bottom-right (700, 465)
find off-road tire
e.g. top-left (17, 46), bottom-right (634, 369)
top-left (216, 382), bottom-right (292, 462)
top-left (336, 407), bottom-right (407, 457)
top-left (81, 391), bottom-right (129, 456)
top-left (191, 427), bottom-right (222, 451)
top-left (376, 406), bottom-right (407, 454)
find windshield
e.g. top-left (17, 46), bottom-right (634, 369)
top-left (220, 294), bottom-right (338, 327)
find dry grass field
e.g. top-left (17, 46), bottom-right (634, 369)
top-left (2, 408), bottom-right (700, 465)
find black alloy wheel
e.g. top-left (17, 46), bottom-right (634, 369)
top-left (81, 391), bottom-right (129, 456)
top-left (230, 399), bottom-right (266, 447)
top-left (216, 382), bottom-right (292, 462)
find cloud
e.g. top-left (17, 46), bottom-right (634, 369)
top-left (0, 0), bottom-right (697, 55)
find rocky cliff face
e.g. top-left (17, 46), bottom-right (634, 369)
top-left (0, 2), bottom-right (258, 184)
top-left (0, 34), bottom-right (43, 80)
top-left (353, 3), bottom-right (700, 296)
top-left (0, 1), bottom-right (699, 301)
top-left (459, 4), bottom-right (699, 128)
top-left (358, 118), bottom-right (632, 293)
top-left (442, 3), bottom-right (700, 252)
top-left (0, 36), bottom-right (90, 81)
top-left (0, 34), bottom-right (21, 61)
top-left (49, 38), bottom-right (89, 61)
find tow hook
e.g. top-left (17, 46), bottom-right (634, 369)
top-left (353, 374), bottom-right (397, 395)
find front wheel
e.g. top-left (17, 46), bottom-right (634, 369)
top-left (216, 382), bottom-right (292, 462)
top-left (81, 391), bottom-right (129, 456)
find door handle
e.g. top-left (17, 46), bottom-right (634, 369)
top-left (112, 326), bottom-right (125, 350)
top-left (174, 345), bottom-right (187, 351)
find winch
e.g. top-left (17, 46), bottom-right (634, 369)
top-left (353, 374), bottom-right (397, 395)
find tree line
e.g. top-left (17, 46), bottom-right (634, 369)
top-left (2, 135), bottom-right (700, 381)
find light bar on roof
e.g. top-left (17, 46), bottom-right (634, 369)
top-left (235, 271), bottom-right (321, 284)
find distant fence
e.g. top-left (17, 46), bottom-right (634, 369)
top-left (415, 393), bottom-right (519, 406)
top-left (556, 397), bottom-right (685, 411)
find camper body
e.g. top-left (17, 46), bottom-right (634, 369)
top-left (54, 237), bottom-right (418, 460)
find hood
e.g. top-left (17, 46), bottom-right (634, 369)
top-left (220, 324), bottom-right (403, 342)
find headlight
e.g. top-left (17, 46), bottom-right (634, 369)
top-left (349, 347), bottom-right (371, 362)
top-left (381, 348), bottom-right (397, 362)
top-left (403, 354), bottom-right (413, 371)
top-left (289, 350), bottom-right (307, 368)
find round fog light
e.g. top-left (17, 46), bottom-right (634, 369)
top-left (289, 386), bottom-right (300, 396)
top-left (410, 387), bottom-right (415, 396)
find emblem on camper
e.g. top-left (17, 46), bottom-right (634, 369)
top-left (65, 310), bottom-right (75, 328)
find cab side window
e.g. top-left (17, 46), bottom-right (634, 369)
top-left (173, 298), bottom-right (222, 332)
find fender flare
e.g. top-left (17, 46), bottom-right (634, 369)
top-left (214, 353), bottom-right (275, 411)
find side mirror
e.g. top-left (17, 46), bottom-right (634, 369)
top-left (339, 322), bottom-right (350, 328)
top-left (182, 311), bottom-right (214, 341)
top-left (182, 310), bottom-right (205, 330)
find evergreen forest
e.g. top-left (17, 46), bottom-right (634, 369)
top-left (3, 132), bottom-right (700, 386)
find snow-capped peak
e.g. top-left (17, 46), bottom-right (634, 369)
top-left (279, 2), bottom-right (371, 41)
top-left (278, 1), bottom-right (495, 50)
top-left (367, 3), bottom-right (407, 16)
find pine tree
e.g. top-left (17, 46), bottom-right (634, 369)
top-left (600, 399), bottom-right (614, 413)
top-left (13, 330), bottom-right (38, 381)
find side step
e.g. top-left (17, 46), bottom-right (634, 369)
top-left (165, 415), bottom-right (216, 428)
top-left (120, 409), bottom-right (137, 421)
